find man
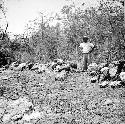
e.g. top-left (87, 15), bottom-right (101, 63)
top-left (79, 36), bottom-right (95, 72)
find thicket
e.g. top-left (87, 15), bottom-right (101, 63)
top-left (0, 0), bottom-right (124, 65)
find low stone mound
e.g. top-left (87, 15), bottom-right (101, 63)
top-left (89, 60), bottom-right (125, 88)
top-left (0, 96), bottom-right (44, 123)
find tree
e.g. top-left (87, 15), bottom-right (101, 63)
top-left (0, 0), bottom-right (8, 39)
top-left (60, 0), bottom-right (124, 63)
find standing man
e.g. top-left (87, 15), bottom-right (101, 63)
top-left (79, 36), bottom-right (95, 72)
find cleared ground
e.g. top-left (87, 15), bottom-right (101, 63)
top-left (0, 70), bottom-right (125, 124)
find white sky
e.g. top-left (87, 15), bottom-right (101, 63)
top-left (0, 0), bottom-right (98, 38)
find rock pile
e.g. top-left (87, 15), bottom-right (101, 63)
top-left (0, 59), bottom-right (124, 124)
top-left (0, 59), bottom-right (78, 82)
top-left (88, 60), bottom-right (125, 88)
top-left (0, 96), bottom-right (48, 124)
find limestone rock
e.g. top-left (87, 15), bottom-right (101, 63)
top-left (2, 96), bottom-right (33, 123)
top-left (109, 81), bottom-right (121, 87)
top-left (120, 72), bottom-right (125, 81)
top-left (109, 66), bottom-right (118, 77)
top-left (99, 81), bottom-right (109, 88)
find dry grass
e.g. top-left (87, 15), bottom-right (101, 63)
top-left (0, 70), bottom-right (125, 124)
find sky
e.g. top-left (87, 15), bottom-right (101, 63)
top-left (0, 0), bottom-right (98, 38)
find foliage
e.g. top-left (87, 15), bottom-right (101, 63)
top-left (0, 0), bottom-right (14, 66)
top-left (0, 0), bottom-right (124, 65)
top-left (60, 0), bottom-right (124, 63)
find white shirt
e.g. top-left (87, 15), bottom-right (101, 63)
top-left (80, 42), bottom-right (94, 53)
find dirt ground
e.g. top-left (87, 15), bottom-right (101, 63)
top-left (0, 70), bottom-right (125, 124)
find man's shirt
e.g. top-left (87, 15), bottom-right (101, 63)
top-left (80, 42), bottom-right (94, 53)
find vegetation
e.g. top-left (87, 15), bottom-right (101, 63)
top-left (0, 0), bottom-right (124, 64)
top-left (0, 1), bottom-right (125, 123)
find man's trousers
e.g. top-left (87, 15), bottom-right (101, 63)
top-left (81, 53), bottom-right (91, 71)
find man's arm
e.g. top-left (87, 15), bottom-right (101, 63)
top-left (89, 44), bottom-right (95, 53)
top-left (79, 43), bottom-right (83, 52)
top-left (79, 43), bottom-right (82, 48)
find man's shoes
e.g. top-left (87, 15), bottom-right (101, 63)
top-left (75, 70), bottom-right (81, 73)
top-left (81, 70), bottom-right (87, 72)
top-left (75, 69), bottom-right (87, 73)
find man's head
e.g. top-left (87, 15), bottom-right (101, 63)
top-left (83, 36), bottom-right (89, 43)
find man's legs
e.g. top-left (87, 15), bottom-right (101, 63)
top-left (88, 53), bottom-right (91, 65)
top-left (82, 53), bottom-right (88, 71)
